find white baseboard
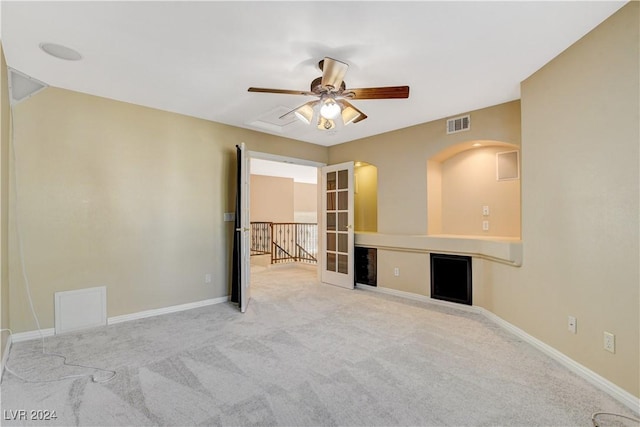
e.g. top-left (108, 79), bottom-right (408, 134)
top-left (356, 283), bottom-right (640, 415)
top-left (477, 307), bottom-right (640, 415)
top-left (355, 284), bottom-right (477, 313)
top-left (107, 296), bottom-right (229, 325)
top-left (11, 328), bottom-right (55, 343)
top-left (10, 296), bottom-right (230, 341)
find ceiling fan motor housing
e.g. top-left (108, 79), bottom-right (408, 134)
top-left (310, 76), bottom-right (346, 94)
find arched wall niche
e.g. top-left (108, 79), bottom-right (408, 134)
top-left (354, 161), bottom-right (378, 233)
top-left (427, 140), bottom-right (521, 238)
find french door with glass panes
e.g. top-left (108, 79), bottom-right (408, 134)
top-left (321, 162), bottom-right (354, 289)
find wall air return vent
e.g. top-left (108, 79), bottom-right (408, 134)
top-left (496, 150), bottom-right (520, 181)
top-left (446, 114), bottom-right (470, 134)
top-left (8, 68), bottom-right (48, 106)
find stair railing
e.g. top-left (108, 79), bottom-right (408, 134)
top-left (251, 222), bottom-right (317, 265)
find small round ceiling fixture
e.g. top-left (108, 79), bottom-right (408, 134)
top-left (39, 43), bottom-right (82, 61)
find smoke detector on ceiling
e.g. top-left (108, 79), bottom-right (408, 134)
top-left (39, 42), bottom-right (82, 61)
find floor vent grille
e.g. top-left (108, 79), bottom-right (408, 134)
top-left (54, 286), bottom-right (107, 334)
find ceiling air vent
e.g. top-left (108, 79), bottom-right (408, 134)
top-left (446, 114), bottom-right (470, 134)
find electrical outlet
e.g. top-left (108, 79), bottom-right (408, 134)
top-left (567, 316), bottom-right (577, 334)
top-left (394, 267), bottom-right (400, 277)
top-left (205, 273), bottom-right (212, 283)
top-left (482, 220), bottom-right (489, 231)
top-left (604, 332), bottom-right (615, 353)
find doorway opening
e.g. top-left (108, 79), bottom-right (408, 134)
top-left (244, 153), bottom-right (376, 293)
top-left (247, 153), bottom-right (323, 280)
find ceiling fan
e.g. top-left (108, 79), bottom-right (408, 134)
top-left (248, 57), bottom-right (410, 130)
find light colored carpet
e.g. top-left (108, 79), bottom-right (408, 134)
top-left (1, 265), bottom-right (637, 426)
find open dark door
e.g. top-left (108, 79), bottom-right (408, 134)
top-left (231, 143), bottom-right (250, 312)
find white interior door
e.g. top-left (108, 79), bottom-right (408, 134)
top-left (321, 162), bottom-right (354, 289)
top-left (238, 143), bottom-right (251, 312)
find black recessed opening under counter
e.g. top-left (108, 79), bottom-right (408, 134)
top-left (355, 246), bottom-right (377, 286)
top-left (430, 253), bottom-right (472, 305)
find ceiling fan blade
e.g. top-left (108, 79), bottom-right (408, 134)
top-left (345, 86), bottom-right (410, 100)
top-left (248, 87), bottom-right (316, 96)
top-left (320, 57), bottom-right (349, 90)
top-left (338, 100), bottom-right (367, 125)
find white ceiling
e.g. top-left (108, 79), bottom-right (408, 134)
top-left (1, 1), bottom-right (626, 147)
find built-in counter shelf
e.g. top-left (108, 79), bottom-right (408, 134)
top-left (354, 232), bottom-right (522, 266)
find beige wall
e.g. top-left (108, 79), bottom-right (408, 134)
top-left (8, 87), bottom-right (327, 332)
top-left (354, 164), bottom-right (377, 232)
top-left (426, 160), bottom-right (442, 235)
top-left (378, 250), bottom-right (428, 295)
top-left (440, 146), bottom-right (520, 237)
top-left (1, 45), bottom-right (10, 360)
top-left (250, 177), bottom-right (317, 223)
top-left (293, 182), bottom-right (317, 223)
top-left (484, 2), bottom-right (638, 397)
top-left (250, 175), bottom-right (294, 223)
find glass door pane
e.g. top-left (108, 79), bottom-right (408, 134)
top-left (321, 162), bottom-right (354, 289)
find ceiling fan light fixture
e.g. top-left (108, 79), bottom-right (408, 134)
top-left (317, 117), bottom-right (336, 130)
top-left (294, 103), bottom-right (314, 125)
top-left (341, 105), bottom-right (362, 126)
top-left (320, 98), bottom-right (341, 120)
top-left (339, 100), bottom-right (367, 125)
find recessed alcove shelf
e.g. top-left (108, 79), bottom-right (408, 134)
top-left (427, 140), bottom-right (521, 239)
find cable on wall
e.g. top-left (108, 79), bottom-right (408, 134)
top-left (2, 93), bottom-right (116, 384)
